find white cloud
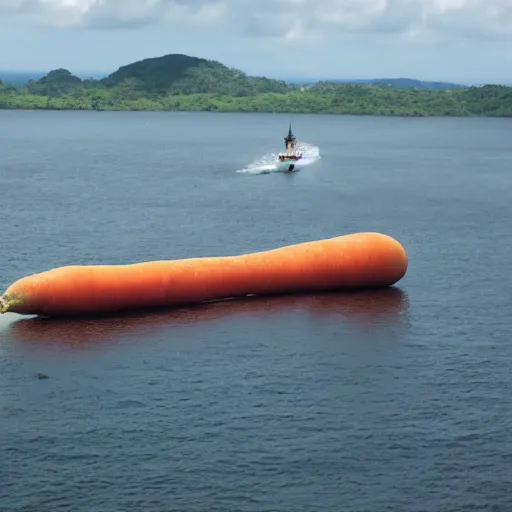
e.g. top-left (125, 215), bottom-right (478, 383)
top-left (1, 0), bottom-right (512, 40)
top-left (427, 0), bottom-right (512, 39)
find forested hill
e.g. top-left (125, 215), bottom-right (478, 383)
top-left (289, 77), bottom-right (466, 89)
top-left (0, 54), bottom-right (291, 98)
top-left (1, 53), bottom-right (511, 116)
top-left (99, 54), bottom-right (289, 95)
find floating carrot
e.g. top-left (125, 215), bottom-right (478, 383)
top-left (0, 232), bottom-right (408, 318)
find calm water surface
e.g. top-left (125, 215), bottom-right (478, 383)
top-left (0, 110), bottom-right (511, 511)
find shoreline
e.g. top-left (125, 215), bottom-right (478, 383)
top-left (2, 55), bottom-right (511, 118)
top-left (0, 105), bottom-right (509, 118)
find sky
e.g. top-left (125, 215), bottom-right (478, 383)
top-left (0, 0), bottom-right (511, 84)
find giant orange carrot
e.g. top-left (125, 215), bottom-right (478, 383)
top-left (0, 232), bottom-right (408, 317)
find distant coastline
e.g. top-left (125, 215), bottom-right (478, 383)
top-left (1, 53), bottom-right (511, 117)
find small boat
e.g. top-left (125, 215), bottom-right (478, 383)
top-left (276, 124), bottom-right (303, 172)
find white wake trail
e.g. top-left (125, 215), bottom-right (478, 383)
top-left (236, 141), bottom-right (321, 175)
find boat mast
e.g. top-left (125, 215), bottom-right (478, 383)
top-left (284, 123), bottom-right (296, 152)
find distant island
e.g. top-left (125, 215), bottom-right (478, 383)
top-left (1, 53), bottom-right (511, 117)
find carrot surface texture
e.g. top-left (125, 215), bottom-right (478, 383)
top-left (0, 232), bottom-right (408, 318)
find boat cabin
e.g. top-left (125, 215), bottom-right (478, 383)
top-left (277, 124), bottom-right (303, 161)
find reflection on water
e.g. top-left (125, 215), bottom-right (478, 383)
top-left (8, 287), bottom-right (409, 350)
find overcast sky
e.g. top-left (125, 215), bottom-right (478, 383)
top-left (0, 0), bottom-right (510, 84)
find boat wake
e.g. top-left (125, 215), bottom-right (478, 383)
top-left (236, 142), bottom-right (321, 175)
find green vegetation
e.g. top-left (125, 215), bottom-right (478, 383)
top-left (1, 53), bottom-right (511, 117)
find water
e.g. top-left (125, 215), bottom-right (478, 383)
top-left (0, 110), bottom-right (511, 512)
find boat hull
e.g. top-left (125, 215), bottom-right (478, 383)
top-left (276, 159), bottom-right (302, 172)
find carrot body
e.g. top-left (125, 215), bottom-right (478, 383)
top-left (0, 232), bottom-right (408, 317)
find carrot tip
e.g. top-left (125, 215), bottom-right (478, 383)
top-left (0, 296), bottom-right (7, 314)
top-left (0, 294), bottom-right (25, 314)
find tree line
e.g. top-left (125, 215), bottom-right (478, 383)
top-left (1, 60), bottom-right (511, 117)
